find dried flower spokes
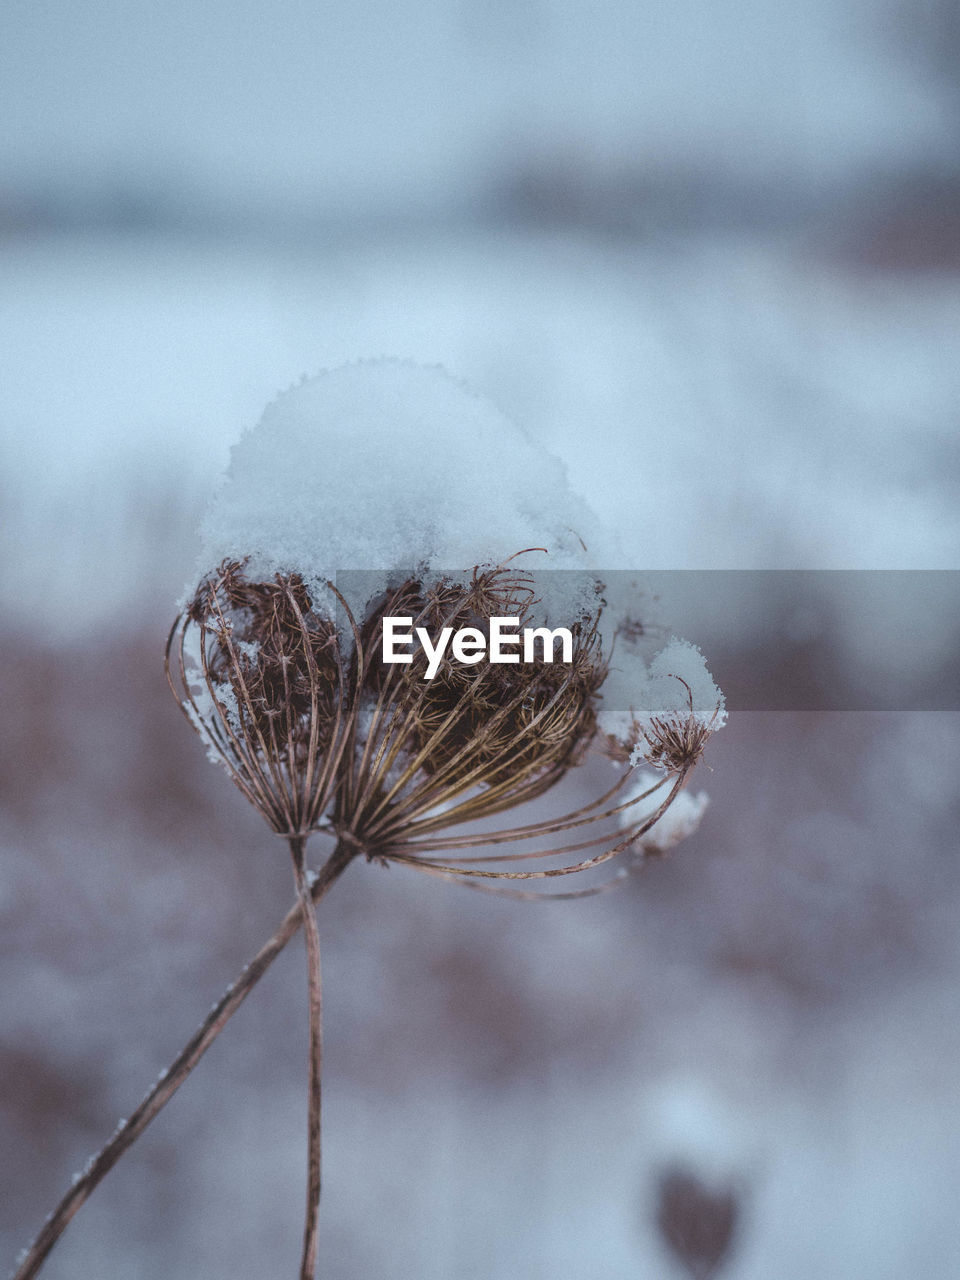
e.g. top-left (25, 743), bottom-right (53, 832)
top-left (168, 555), bottom-right (724, 892)
top-left (166, 558), bottom-right (362, 838)
top-left (630, 675), bottom-right (725, 774)
top-left (337, 562), bottom-right (607, 863)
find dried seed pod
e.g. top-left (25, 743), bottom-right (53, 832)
top-left (337, 563), bottom-right (607, 848)
top-left (404, 567), bottom-right (603, 781)
top-left (168, 555), bottom-right (724, 893)
top-left (601, 637), bottom-right (727, 774)
top-left (167, 559), bottom-right (360, 836)
top-left (630, 676), bottom-right (725, 774)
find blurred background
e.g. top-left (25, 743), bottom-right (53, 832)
top-left (2, 1), bottom-right (960, 1276)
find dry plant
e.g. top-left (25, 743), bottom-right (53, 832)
top-left (12, 556), bottom-right (722, 1280)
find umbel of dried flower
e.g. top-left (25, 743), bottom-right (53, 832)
top-left (168, 555), bottom-right (728, 888)
top-left (167, 553), bottom-right (725, 880)
top-left (169, 360), bottom-right (726, 884)
top-left (169, 560), bottom-right (359, 838)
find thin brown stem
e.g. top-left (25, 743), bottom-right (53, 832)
top-left (289, 837), bottom-right (324, 1280)
top-left (11, 839), bottom-right (357, 1280)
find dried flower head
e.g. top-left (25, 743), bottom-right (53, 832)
top-left (601, 637), bottom-right (727, 776)
top-left (167, 366), bottom-right (727, 891)
top-left (167, 549), bottom-right (724, 896)
top-left (335, 562), bottom-right (607, 853)
top-left (629, 674), bottom-right (724, 773)
top-left (166, 558), bottom-right (360, 837)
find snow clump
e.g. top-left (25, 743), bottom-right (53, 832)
top-left (199, 359), bottom-right (609, 609)
top-left (619, 770), bottom-right (710, 852)
top-left (600, 638), bottom-right (726, 770)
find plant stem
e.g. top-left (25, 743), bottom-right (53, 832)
top-left (11, 838), bottom-right (357, 1280)
top-left (289, 837), bottom-right (323, 1280)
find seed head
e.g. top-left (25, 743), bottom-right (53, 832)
top-left (167, 559), bottom-right (359, 836)
top-left (337, 563), bottom-right (607, 848)
top-left (629, 675), bottom-right (724, 774)
top-left (168, 558), bottom-right (724, 893)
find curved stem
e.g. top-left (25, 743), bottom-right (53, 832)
top-left (289, 837), bottom-right (324, 1280)
top-left (11, 839), bottom-right (357, 1280)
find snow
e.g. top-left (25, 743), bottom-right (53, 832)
top-left (198, 360), bottom-right (610, 613)
top-left (69, 1153), bottom-right (97, 1187)
top-left (634, 638), bottom-right (727, 730)
top-left (619, 770), bottom-right (710, 851)
top-left (184, 693), bottom-right (225, 766)
top-left (599, 638), bottom-right (727, 753)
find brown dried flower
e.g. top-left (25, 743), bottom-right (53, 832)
top-left (166, 558), bottom-right (361, 837)
top-left (166, 556), bottom-right (717, 890)
top-left (337, 562), bottom-right (607, 854)
top-left (630, 675), bottom-right (725, 774)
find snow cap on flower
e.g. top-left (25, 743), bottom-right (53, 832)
top-left (600, 638), bottom-right (726, 773)
top-left (630, 639), bottom-right (726, 772)
top-left (199, 360), bottom-right (608, 607)
top-left (173, 359), bottom-right (725, 848)
top-left (175, 362), bottom-right (622, 836)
